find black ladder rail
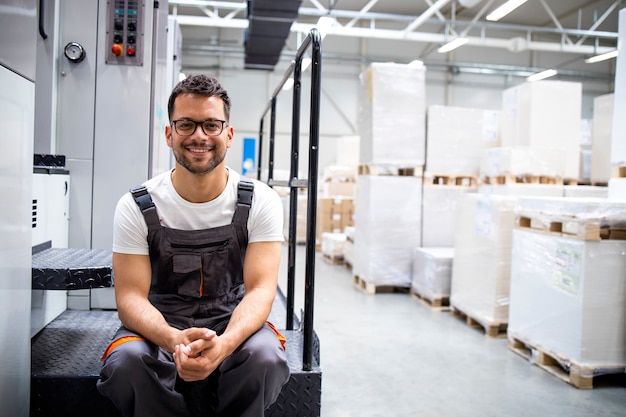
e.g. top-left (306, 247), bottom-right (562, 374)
top-left (257, 28), bottom-right (322, 371)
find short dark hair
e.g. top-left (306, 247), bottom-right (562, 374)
top-left (167, 74), bottom-right (231, 122)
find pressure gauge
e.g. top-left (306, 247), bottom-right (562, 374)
top-left (64, 42), bottom-right (86, 63)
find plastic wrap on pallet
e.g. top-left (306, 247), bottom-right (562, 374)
top-left (321, 232), bottom-right (347, 259)
top-left (514, 196), bottom-right (626, 231)
top-left (611, 10), bottom-right (626, 167)
top-left (608, 178), bottom-right (626, 200)
top-left (358, 62), bottom-right (426, 166)
top-left (411, 247), bottom-right (454, 301)
top-left (500, 80), bottom-right (582, 179)
top-left (353, 175), bottom-right (422, 287)
top-left (478, 183), bottom-right (564, 197)
top-left (422, 185), bottom-right (476, 247)
top-left (590, 94), bottom-right (614, 183)
top-left (480, 147), bottom-right (566, 178)
top-left (563, 185), bottom-right (608, 198)
top-left (450, 193), bottom-right (517, 327)
top-left (509, 228), bottom-right (626, 370)
top-left (322, 164), bottom-right (357, 183)
top-left (426, 105), bottom-right (500, 175)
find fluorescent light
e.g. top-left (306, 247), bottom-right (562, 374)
top-left (437, 37), bottom-right (469, 53)
top-left (486, 0), bottom-right (528, 22)
top-left (316, 16), bottom-right (336, 40)
top-left (526, 69), bottom-right (557, 82)
top-left (585, 49), bottom-right (618, 63)
top-left (282, 78), bottom-right (294, 91)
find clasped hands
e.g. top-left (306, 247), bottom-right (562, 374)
top-left (173, 327), bottom-right (223, 382)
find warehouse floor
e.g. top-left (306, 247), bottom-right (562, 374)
top-left (278, 244), bottom-right (626, 417)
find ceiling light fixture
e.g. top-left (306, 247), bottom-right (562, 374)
top-left (585, 49), bottom-right (619, 64)
top-left (486, 0), bottom-right (528, 22)
top-left (526, 68), bottom-right (557, 82)
top-left (437, 37), bottom-right (469, 53)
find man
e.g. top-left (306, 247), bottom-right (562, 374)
top-left (97, 74), bottom-right (290, 417)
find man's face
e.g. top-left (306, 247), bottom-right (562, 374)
top-left (166, 93), bottom-right (233, 176)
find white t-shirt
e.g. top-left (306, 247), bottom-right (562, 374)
top-left (113, 168), bottom-right (284, 255)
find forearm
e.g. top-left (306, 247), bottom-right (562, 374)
top-left (219, 286), bottom-right (275, 355)
top-left (116, 289), bottom-right (179, 353)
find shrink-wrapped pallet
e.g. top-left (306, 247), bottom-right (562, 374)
top-left (353, 175), bottom-right (422, 288)
top-left (480, 147), bottom-right (566, 179)
top-left (411, 247), bottom-right (454, 306)
top-left (422, 184), bottom-right (476, 247)
top-left (426, 105), bottom-right (500, 175)
top-left (321, 232), bottom-right (347, 262)
top-left (358, 62), bottom-right (426, 166)
top-left (608, 178), bottom-right (626, 200)
top-left (509, 197), bottom-right (626, 385)
top-left (590, 93), bottom-right (614, 183)
top-left (563, 185), bottom-right (608, 198)
top-left (478, 183), bottom-right (564, 197)
top-left (500, 80), bottom-right (582, 179)
top-left (450, 193), bottom-right (517, 329)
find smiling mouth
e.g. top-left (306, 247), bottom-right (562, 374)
top-left (187, 147), bottom-right (211, 153)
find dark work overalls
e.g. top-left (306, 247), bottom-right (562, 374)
top-left (97, 178), bottom-right (290, 417)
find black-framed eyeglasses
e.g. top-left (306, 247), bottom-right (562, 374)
top-left (171, 118), bottom-right (228, 136)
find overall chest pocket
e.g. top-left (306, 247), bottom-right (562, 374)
top-left (171, 240), bottom-right (230, 298)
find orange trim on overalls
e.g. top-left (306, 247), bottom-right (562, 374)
top-left (100, 335), bottom-right (146, 361)
top-left (266, 321), bottom-right (286, 351)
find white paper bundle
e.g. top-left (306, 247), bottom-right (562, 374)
top-left (353, 175), bottom-right (423, 287)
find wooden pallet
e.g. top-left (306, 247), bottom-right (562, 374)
top-left (353, 275), bottom-right (410, 295)
top-left (424, 174), bottom-right (477, 187)
top-left (450, 305), bottom-right (507, 338)
top-left (410, 289), bottom-right (450, 310)
top-left (611, 165), bottom-right (626, 178)
top-left (515, 215), bottom-right (626, 241)
top-left (482, 174), bottom-right (563, 186)
top-left (358, 164), bottom-right (423, 177)
top-left (323, 253), bottom-right (345, 265)
top-left (507, 337), bottom-right (626, 389)
top-left (564, 179), bottom-right (609, 187)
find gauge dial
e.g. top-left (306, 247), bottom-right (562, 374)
top-left (64, 42), bottom-right (86, 63)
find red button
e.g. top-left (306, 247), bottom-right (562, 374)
top-left (127, 47), bottom-right (135, 56)
top-left (111, 44), bottom-right (123, 56)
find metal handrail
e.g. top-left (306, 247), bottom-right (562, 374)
top-left (257, 28), bottom-right (322, 371)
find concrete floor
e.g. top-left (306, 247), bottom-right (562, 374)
top-left (278, 244), bottom-right (626, 417)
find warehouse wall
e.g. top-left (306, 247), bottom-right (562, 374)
top-left (178, 29), bottom-right (616, 178)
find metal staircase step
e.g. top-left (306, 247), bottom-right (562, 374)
top-left (31, 308), bottom-right (320, 417)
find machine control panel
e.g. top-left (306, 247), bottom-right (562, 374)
top-left (105, 0), bottom-right (145, 65)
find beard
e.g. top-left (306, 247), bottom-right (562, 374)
top-left (172, 140), bottom-right (226, 175)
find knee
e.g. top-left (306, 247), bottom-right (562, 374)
top-left (101, 340), bottom-right (154, 381)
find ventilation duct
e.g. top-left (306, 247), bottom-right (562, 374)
top-left (244, 0), bottom-right (302, 70)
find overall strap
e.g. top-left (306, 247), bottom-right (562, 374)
top-left (130, 185), bottom-right (161, 230)
top-left (233, 177), bottom-right (254, 247)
